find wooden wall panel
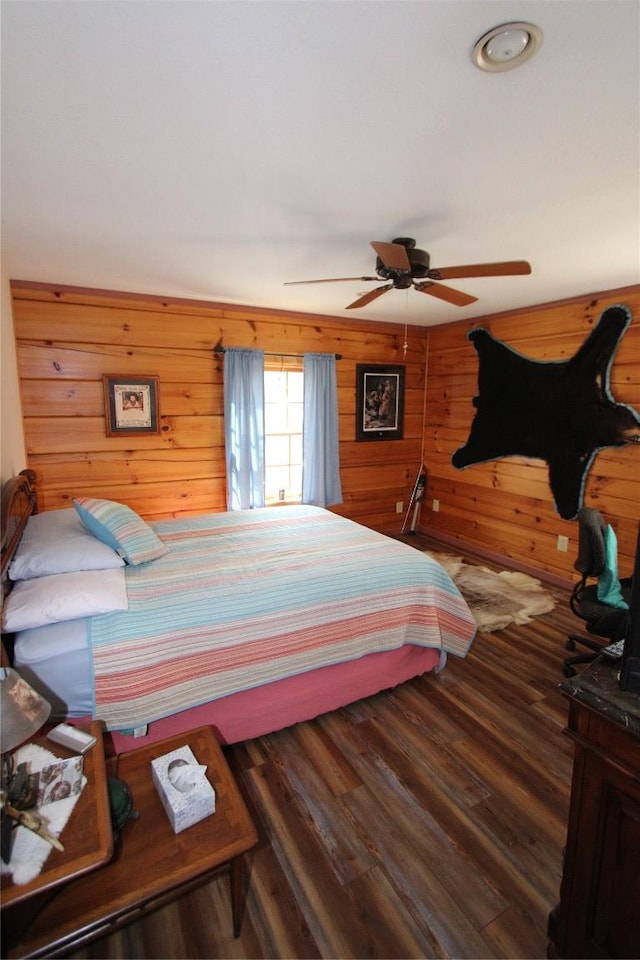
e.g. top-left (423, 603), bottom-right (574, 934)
top-left (421, 286), bottom-right (640, 582)
top-left (11, 282), bottom-right (426, 530)
top-left (10, 280), bottom-right (639, 585)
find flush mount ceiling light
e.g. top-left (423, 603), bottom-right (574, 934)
top-left (473, 22), bottom-right (543, 72)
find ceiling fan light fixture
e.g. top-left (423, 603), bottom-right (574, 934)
top-left (472, 22), bottom-right (542, 72)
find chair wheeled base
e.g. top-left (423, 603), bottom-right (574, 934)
top-left (563, 634), bottom-right (605, 678)
top-left (563, 508), bottom-right (630, 679)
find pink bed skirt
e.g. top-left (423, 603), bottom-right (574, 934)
top-left (74, 644), bottom-right (442, 754)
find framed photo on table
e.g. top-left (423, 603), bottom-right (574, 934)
top-left (103, 375), bottom-right (160, 437)
top-left (355, 364), bottom-right (405, 441)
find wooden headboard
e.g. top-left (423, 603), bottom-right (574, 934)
top-left (1, 470), bottom-right (38, 664)
top-left (1, 469), bottom-right (38, 583)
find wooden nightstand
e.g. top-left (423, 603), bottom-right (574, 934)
top-left (1, 720), bottom-right (112, 948)
top-left (4, 725), bottom-right (258, 958)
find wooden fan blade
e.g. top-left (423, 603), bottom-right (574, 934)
top-left (284, 276), bottom-right (378, 285)
top-left (371, 241), bottom-right (411, 272)
top-left (346, 284), bottom-right (393, 310)
top-left (415, 281), bottom-right (478, 307)
top-left (431, 260), bottom-right (532, 280)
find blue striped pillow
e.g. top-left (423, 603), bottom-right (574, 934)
top-left (73, 498), bottom-right (169, 565)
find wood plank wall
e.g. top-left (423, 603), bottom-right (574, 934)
top-left (10, 280), bottom-right (640, 584)
top-left (421, 285), bottom-right (640, 582)
top-left (10, 281), bottom-right (427, 532)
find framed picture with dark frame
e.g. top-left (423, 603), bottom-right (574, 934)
top-left (355, 364), bottom-right (405, 441)
top-left (103, 375), bottom-right (160, 437)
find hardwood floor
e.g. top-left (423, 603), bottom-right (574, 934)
top-left (69, 537), bottom-right (580, 960)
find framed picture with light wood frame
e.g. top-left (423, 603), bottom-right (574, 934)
top-left (355, 364), bottom-right (405, 441)
top-left (103, 375), bottom-right (160, 437)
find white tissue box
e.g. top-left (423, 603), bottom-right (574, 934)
top-left (151, 745), bottom-right (216, 833)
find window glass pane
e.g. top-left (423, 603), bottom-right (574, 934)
top-left (288, 374), bottom-right (304, 402)
top-left (265, 402), bottom-right (287, 433)
top-left (265, 465), bottom-right (290, 498)
top-left (290, 465), bottom-right (302, 498)
top-left (264, 368), bottom-right (303, 504)
top-left (288, 402), bottom-right (303, 433)
top-left (290, 434), bottom-right (302, 464)
top-left (265, 434), bottom-right (290, 465)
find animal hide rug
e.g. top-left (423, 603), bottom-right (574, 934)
top-left (452, 304), bottom-right (640, 519)
top-left (426, 553), bottom-right (555, 633)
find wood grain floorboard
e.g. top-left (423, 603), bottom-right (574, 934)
top-left (66, 534), bottom-right (578, 959)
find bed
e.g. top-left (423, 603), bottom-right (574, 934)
top-left (1, 471), bottom-right (476, 749)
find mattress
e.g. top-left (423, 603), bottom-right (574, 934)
top-left (14, 621), bottom-right (445, 746)
top-left (14, 504), bottom-right (475, 738)
top-left (14, 619), bottom-right (93, 717)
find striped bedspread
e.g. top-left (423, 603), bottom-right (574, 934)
top-left (88, 506), bottom-right (476, 730)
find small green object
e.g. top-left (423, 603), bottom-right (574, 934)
top-left (107, 777), bottom-right (138, 832)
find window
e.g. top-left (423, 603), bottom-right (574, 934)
top-left (264, 361), bottom-right (303, 504)
top-left (224, 348), bottom-right (341, 511)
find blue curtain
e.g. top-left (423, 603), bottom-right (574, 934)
top-left (223, 347), bottom-right (265, 510)
top-left (302, 353), bottom-right (343, 507)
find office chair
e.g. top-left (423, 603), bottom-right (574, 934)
top-left (564, 507), bottom-right (632, 677)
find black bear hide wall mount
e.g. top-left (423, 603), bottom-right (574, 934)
top-left (452, 304), bottom-right (640, 519)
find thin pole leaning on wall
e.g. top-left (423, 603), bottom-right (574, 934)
top-left (402, 465), bottom-right (427, 535)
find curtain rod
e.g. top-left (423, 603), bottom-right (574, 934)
top-left (214, 348), bottom-right (342, 360)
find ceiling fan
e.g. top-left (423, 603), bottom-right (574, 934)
top-left (284, 238), bottom-right (531, 309)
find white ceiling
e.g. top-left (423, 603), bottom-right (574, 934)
top-left (2, 0), bottom-right (639, 328)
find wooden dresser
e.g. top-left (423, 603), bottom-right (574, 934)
top-left (548, 659), bottom-right (640, 960)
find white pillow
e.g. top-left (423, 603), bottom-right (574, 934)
top-left (2, 568), bottom-right (128, 632)
top-left (9, 509), bottom-right (124, 581)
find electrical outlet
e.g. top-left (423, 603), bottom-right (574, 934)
top-left (557, 535), bottom-right (569, 552)
top-left (432, 499), bottom-right (440, 512)
top-left (396, 501), bottom-right (403, 514)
